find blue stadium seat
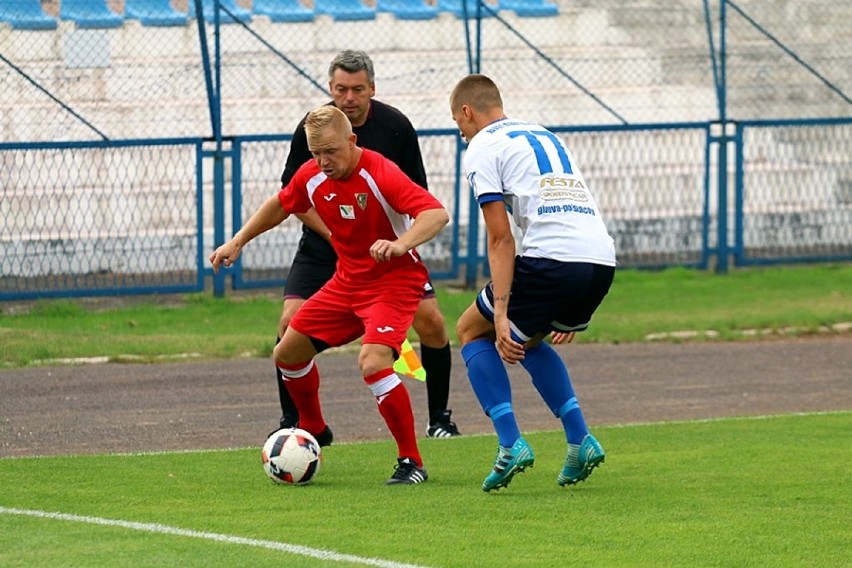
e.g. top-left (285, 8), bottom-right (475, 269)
top-left (60, 0), bottom-right (124, 28)
top-left (376, 0), bottom-right (438, 21)
top-left (437, 0), bottom-right (499, 18)
top-left (125, 0), bottom-right (189, 26)
top-left (253, 0), bottom-right (314, 23)
top-left (195, 0), bottom-right (252, 23)
top-left (500, 0), bottom-right (556, 17)
top-left (0, 0), bottom-right (58, 30)
top-left (314, 0), bottom-right (375, 21)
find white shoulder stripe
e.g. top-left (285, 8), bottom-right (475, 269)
top-left (359, 168), bottom-right (412, 240)
top-left (305, 171), bottom-right (327, 207)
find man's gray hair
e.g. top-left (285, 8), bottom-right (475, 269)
top-left (328, 50), bottom-right (375, 83)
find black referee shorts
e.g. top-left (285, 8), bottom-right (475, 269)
top-left (283, 255), bottom-right (336, 300)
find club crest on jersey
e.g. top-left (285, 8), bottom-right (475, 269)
top-left (339, 205), bottom-right (355, 219)
top-left (355, 193), bottom-right (368, 210)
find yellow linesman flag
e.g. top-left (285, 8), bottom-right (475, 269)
top-left (393, 338), bottom-right (426, 381)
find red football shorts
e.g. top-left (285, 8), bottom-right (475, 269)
top-left (289, 271), bottom-right (424, 352)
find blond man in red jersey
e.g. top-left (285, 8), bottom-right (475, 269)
top-left (211, 106), bottom-right (448, 484)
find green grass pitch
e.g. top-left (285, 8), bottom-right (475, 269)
top-left (1, 412), bottom-right (849, 567)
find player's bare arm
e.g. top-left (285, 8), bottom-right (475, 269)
top-left (370, 207), bottom-right (449, 262)
top-left (481, 200), bottom-right (524, 364)
top-left (294, 208), bottom-right (332, 243)
top-left (210, 194), bottom-right (290, 273)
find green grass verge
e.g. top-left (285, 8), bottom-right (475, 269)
top-left (1, 264), bottom-right (850, 368)
top-left (1, 412), bottom-right (849, 567)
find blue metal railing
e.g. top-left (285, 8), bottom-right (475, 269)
top-left (0, 138), bottom-right (207, 301)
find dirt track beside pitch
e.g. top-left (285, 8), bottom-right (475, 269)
top-left (1, 336), bottom-right (850, 458)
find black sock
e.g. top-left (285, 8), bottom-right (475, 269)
top-left (275, 335), bottom-right (299, 423)
top-left (421, 342), bottom-right (452, 424)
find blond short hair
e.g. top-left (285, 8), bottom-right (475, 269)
top-left (304, 105), bottom-right (353, 143)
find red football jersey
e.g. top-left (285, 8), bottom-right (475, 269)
top-left (278, 148), bottom-right (444, 284)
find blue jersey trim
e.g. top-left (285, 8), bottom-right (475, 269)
top-left (477, 192), bottom-right (504, 205)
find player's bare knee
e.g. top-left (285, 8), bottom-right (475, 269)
top-left (412, 318), bottom-right (448, 347)
top-left (413, 306), bottom-right (448, 346)
top-left (457, 307), bottom-right (493, 346)
top-left (358, 357), bottom-right (386, 378)
top-left (273, 343), bottom-right (307, 367)
top-left (456, 324), bottom-right (474, 346)
top-left (358, 346), bottom-right (395, 377)
top-left (272, 342), bottom-right (291, 366)
top-left (274, 330), bottom-right (317, 366)
top-left (276, 355), bottom-right (315, 369)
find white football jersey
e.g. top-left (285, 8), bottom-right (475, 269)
top-left (463, 118), bottom-right (616, 266)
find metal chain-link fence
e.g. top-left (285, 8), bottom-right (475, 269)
top-left (1, 0), bottom-right (850, 298)
top-left (0, 140), bottom-right (202, 296)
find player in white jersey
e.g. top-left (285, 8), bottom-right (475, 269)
top-left (450, 74), bottom-right (616, 492)
top-left (467, 118), bottom-right (615, 265)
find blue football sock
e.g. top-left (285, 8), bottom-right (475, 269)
top-left (488, 402), bottom-right (520, 448)
top-left (461, 339), bottom-right (520, 447)
top-left (521, 342), bottom-right (589, 445)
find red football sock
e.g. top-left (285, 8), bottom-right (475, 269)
top-left (278, 361), bottom-right (326, 435)
top-left (365, 369), bottom-right (422, 467)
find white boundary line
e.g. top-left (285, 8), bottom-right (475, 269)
top-left (0, 507), bottom-right (431, 568)
top-left (598, 409), bottom-right (851, 430)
